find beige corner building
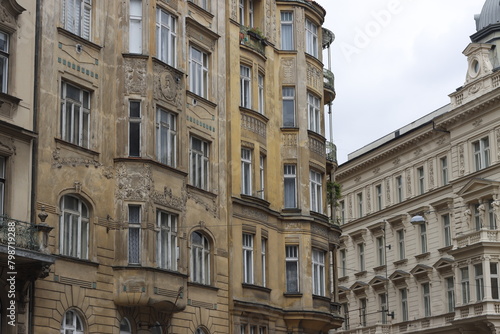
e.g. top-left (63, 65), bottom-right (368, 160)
top-left (0, 0), bottom-right (342, 333)
top-left (334, 1), bottom-right (500, 333)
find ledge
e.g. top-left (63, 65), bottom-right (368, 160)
top-left (438, 245), bottom-right (454, 253)
top-left (55, 138), bottom-right (100, 157)
top-left (242, 283), bottom-right (272, 294)
top-left (338, 276), bottom-right (349, 283)
top-left (354, 270), bottom-right (367, 278)
top-left (393, 259), bottom-right (408, 266)
top-left (284, 292), bottom-right (302, 298)
top-left (240, 194), bottom-right (271, 208)
top-left (187, 281), bottom-right (219, 291)
top-left (415, 252), bottom-right (431, 260)
top-left (113, 157), bottom-right (188, 177)
top-left (55, 254), bottom-right (99, 267)
top-left (57, 27), bottom-right (102, 52)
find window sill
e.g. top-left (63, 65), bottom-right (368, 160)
top-left (55, 254), bottom-right (99, 267)
top-left (438, 245), bottom-right (453, 253)
top-left (339, 276), bottom-right (349, 283)
top-left (152, 57), bottom-right (185, 76)
top-left (239, 106), bottom-right (269, 123)
top-left (113, 157), bottom-right (188, 177)
top-left (393, 259), bottom-right (408, 266)
top-left (0, 92), bottom-right (21, 106)
top-left (354, 270), bottom-right (367, 278)
top-left (240, 194), bottom-right (271, 208)
top-left (186, 2), bottom-right (215, 20)
top-left (312, 294), bottom-right (330, 302)
top-left (282, 208), bottom-right (301, 214)
top-left (55, 138), bottom-right (100, 157)
top-left (187, 281), bottom-right (219, 291)
top-left (187, 184), bottom-right (218, 198)
top-left (187, 90), bottom-right (217, 109)
top-left (373, 265), bottom-right (386, 272)
top-left (242, 283), bottom-right (271, 294)
top-left (57, 27), bottom-right (102, 52)
top-left (284, 292), bottom-right (302, 298)
top-left (280, 127), bottom-right (299, 132)
top-left (415, 252), bottom-right (431, 260)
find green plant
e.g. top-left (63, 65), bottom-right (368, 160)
top-left (327, 181), bottom-right (342, 207)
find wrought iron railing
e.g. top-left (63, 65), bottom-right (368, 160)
top-left (0, 215), bottom-right (42, 251)
top-left (326, 141), bottom-right (337, 164)
top-left (324, 68), bottom-right (335, 93)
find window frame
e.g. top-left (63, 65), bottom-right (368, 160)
top-left (357, 192), bottom-right (363, 218)
top-left (443, 214), bottom-right (452, 247)
top-left (0, 31), bottom-right (9, 94)
top-left (61, 309), bottom-right (85, 334)
top-left (189, 45), bottom-right (209, 98)
top-left (280, 11), bottom-right (294, 50)
top-left (339, 248), bottom-right (347, 277)
top-left (417, 166), bottom-right (425, 195)
top-left (400, 288), bottom-right (408, 322)
top-left (60, 81), bottom-right (91, 149)
top-left (128, 205), bottom-right (141, 264)
top-left (129, 0), bottom-right (143, 53)
top-left (240, 65), bottom-right (252, 109)
top-left (157, 210), bottom-right (178, 271)
top-left (359, 297), bottom-right (367, 327)
top-left (446, 276), bottom-right (455, 313)
top-left (128, 100), bottom-right (141, 157)
top-left (61, 0), bottom-right (92, 40)
top-left (420, 223), bottom-right (427, 254)
top-left (461, 267), bottom-right (470, 304)
top-left (309, 169), bottom-right (322, 213)
top-left (491, 262), bottom-right (500, 300)
top-left (258, 154), bottom-right (265, 199)
top-left (475, 263), bottom-right (484, 301)
top-left (243, 233), bottom-right (254, 284)
top-left (59, 195), bottom-right (89, 259)
top-left (190, 136), bottom-right (210, 191)
top-left (375, 184), bottom-right (383, 211)
top-left (379, 293), bottom-right (387, 324)
top-left (305, 18), bottom-right (318, 57)
top-left (0, 156), bottom-right (5, 216)
top-left (156, 7), bottom-right (177, 66)
top-left (440, 156), bottom-right (449, 186)
top-left (261, 237), bottom-right (267, 287)
top-left (282, 87), bottom-right (295, 127)
top-left (422, 282), bottom-right (431, 317)
top-left (156, 107), bottom-right (177, 167)
top-left (358, 243), bottom-right (365, 272)
top-left (396, 175), bottom-right (403, 203)
top-left (285, 245), bottom-right (299, 293)
top-left (241, 148), bottom-right (252, 196)
top-left (473, 136), bottom-right (490, 171)
top-left (284, 164), bottom-right (297, 208)
top-left (307, 92), bottom-right (321, 133)
top-left (376, 236), bottom-right (385, 266)
top-left (120, 318), bottom-right (132, 334)
top-left (258, 73), bottom-right (264, 114)
top-left (191, 231), bottom-right (211, 285)
top-left (397, 229), bottom-right (405, 260)
top-left (312, 248), bottom-right (325, 296)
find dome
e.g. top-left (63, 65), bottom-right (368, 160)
top-left (475, 0), bottom-right (500, 31)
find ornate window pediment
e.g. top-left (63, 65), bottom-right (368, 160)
top-left (367, 221), bottom-right (385, 237)
top-left (410, 264), bottom-right (433, 281)
top-left (433, 258), bottom-right (454, 276)
top-left (369, 276), bottom-right (388, 292)
top-left (350, 281), bottom-right (368, 296)
top-left (457, 178), bottom-right (500, 203)
top-left (389, 270), bottom-right (409, 287)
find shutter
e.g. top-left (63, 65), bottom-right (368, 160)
top-left (82, 0), bottom-right (91, 40)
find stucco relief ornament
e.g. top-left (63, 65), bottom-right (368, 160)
top-left (464, 209), bottom-right (472, 229)
top-left (125, 59), bottom-right (146, 95)
top-left (497, 128), bottom-right (500, 160)
top-left (493, 199), bottom-right (500, 222)
top-left (0, 4), bottom-right (15, 26)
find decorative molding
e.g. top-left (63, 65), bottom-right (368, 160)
top-left (52, 148), bottom-right (102, 169)
top-left (188, 191), bottom-right (218, 218)
top-left (496, 128), bottom-right (500, 161)
top-left (283, 133), bottom-right (297, 146)
top-left (241, 113), bottom-right (266, 139)
top-left (428, 159), bottom-right (435, 189)
top-left (124, 57), bottom-right (147, 96)
top-left (281, 58), bottom-right (296, 84)
top-left (230, 0), bottom-right (237, 21)
top-left (153, 62), bottom-right (183, 110)
top-left (306, 63), bottom-right (322, 92)
top-left (472, 118), bottom-right (483, 128)
top-left (459, 144), bottom-right (465, 176)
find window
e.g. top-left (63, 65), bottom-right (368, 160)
top-left (443, 214), bottom-right (452, 247)
top-left (61, 82), bottom-right (91, 148)
top-left (248, 0), bottom-right (254, 27)
top-left (190, 0), bottom-right (209, 11)
top-left (151, 323), bottom-right (162, 334)
top-left (473, 137), bottom-right (490, 171)
top-left (156, 108), bottom-right (177, 167)
top-left (396, 176), bottom-right (403, 203)
top-left (259, 327), bottom-right (266, 334)
top-left (420, 223), bottom-right (427, 254)
top-left (60, 195), bottom-right (89, 259)
top-left (474, 203), bottom-right (481, 231)
top-left (128, 205), bottom-right (141, 264)
top-left (461, 267), bottom-right (470, 304)
top-left (310, 170), bottom-right (322, 213)
top-left (61, 310), bottom-right (84, 334)
top-left (240, 65), bottom-right (251, 109)
top-left (241, 148), bottom-right (252, 195)
top-left (312, 249), bottom-right (325, 296)
top-left (285, 245), bottom-right (299, 292)
top-left (339, 200), bottom-right (345, 225)
top-left (400, 288), bottom-right (408, 322)
top-left (284, 164), bottom-right (297, 208)
top-left (195, 328), bottom-right (207, 334)
top-left (359, 298), bottom-right (367, 327)
top-left (0, 31), bottom-right (8, 93)
top-left (0, 156), bottom-right (4, 215)
top-left (417, 167), bottom-right (425, 195)
top-left (342, 303), bottom-right (350, 330)
top-left (239, 0), bottom-right (245, 25)
top-left (261, 238), bottom-right (266, 286)
top-left (243, 233), bottom-right (254, 284)
top-left (258, 154), bottom-right (265, 199)
top-left (491, 262), bottom-right (499, 299)
top-left (376, 236), bottom-right (385, 266)
top-left (305, 19), bottom-right (318, 57)
top-left (307, 93), bottom-right (320, 133)
top-left (379, 293), bottom-right (387, 324)
top-left (376, 184), bottom-right (383, 211)
top-left (129, 100), bottom-right (141, 157)
top-left (339, 249), bottom-right (347, 277)
top-left (157, 210), bottom-right (177, 270)
top-left (475, 263), bottom-right (484, 301)
top-left (488, 200), bottom-right (497, 229)
top-left (357, 193), bottom-right (363, 218)
top-left (61, 0), bottom-right (91, 40)
top-left (156, 8), bottom-right (176, 66)
top-left (191, 231), bottom-right (210, 284)
top-left (397, 229), bottom-right (405, 260)
top-left (440, 156), bottom-right (449, 186)
top-left (129, 0), bottom-right (142, 53)
top-left (282, 87), bottom-right (295, 127)
top-left (258, 74), bottom-right (264, 114)
top-left (422, 283), bottom-right (431, 317)
top-left (446, 277), bottom-right (455, 313)
top-left (358, 243), bottom-right (365, 272)
top-left (190, 136), bottom-right (210, 190)
top-left (280, 12), bottom-right (294, 50)
top-left (120, 318), bottom-right (132, 334)
top-left (189, 46), bottom-right (208, 98)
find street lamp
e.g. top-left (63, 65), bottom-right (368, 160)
top-left (410, 215), bottom-right (426, 225)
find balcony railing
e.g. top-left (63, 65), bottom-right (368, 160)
top-left (456, 229), bottom-right (500, 248)
top-left (326, 141), bottom-right (337, 164)
top-left (239, 26), bottom-right (267, 56)
top-left (324, 68), bottom-right (335, 93)
top-left (0, 215), bottom-right (52, 252)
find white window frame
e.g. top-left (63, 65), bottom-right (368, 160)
top-left (443, 214), bottom-right (452, 247)
top-left (259, 154), bottom-right (265, 199)
top-left (376, 236), bottom-right (385, 266)
top-left (357, 193), bottom-right (363, 218)
top-left (417, 166), bottom-right (425, 195)
top-left (360, 298), bottom-right (367, 327)
top-left (128, 205), bottom-right (141, 264)
top-left (240, 65), bottom-right (252, 109)
top-left (280, 11), bottom-right (294, 50)
top-left (190, 136), bottom-right (210, 190)
top-left (305, 19), bottom-right (318, 57)
top-left (491, 262), bottom-right (500, 300)
top-left (446, 277), bottom-right (455, 313)
top-left (189, 45), bottom-right (208, 98)
top-left (307, 92), bottom-right (320, 133)
top-left (310, 170), bottom-right (322, 213)
top-left (282, 87), bottom-right (295, 127)
top-left (422, 283), bottom-right (431, 317)
top-left (239, 0), bottom-right (245, 25)
top-left (340, 249), bottom-right (347, 277)
top-left (258, 74), bottom-right (264, 114)
top-left (358, 243), bottom-right (365, 272)
top-left (396, 176), bottom-right (403, 203)
top-left (60, 195), bottom-right (89, 259)
top-left (128, 100), bottom-right (141, 157)
top-left (0, 31), bottom-right (9, 93)
top-left (156, 7), bottom-right (177, 66)
top-left (61, 0), bottom-right (92, 40)
top-left (61, 82), bottom-right (91, 148)
top-left (261, 238), bottom-right (266, 287)
top-left (400, 288), bottom-right (408, 322)
top-left (191, 231), bottom-right (211, 285)
top-left (129, 0), bottom-right (143, 53)
top-left (156, 107), bottom-right (177, 167)
top-left (241, 148), bottom-right (252, 195)
top-left (284, 164), bottom-right (297, 208)
top-left (461, 267), bottom-right (470, 304)
top-left (248, 0), bottom-right (254, 27)
top-left (397, 229), bottom-right (405, 260)
top-left (473, 137), bottom-right (490, 171)
top-left (379, 293), bottom-right (387, 324)
top-left (376, 184), bottom-right (383, 211)
top-left (285, 245), bottom-right (299, 293)
top-left (475, 263), bottom-right (484, 301)
top-left (61, 310), bottom-right (84, 334)
top-left (420, 223), bottom-right (427, 254)
top-left (440, 156), bottom-right (448, 186)
top-left (312, 248), bottom-right (325, 296)
top-left (157, 210), bottom-right (177, 271)
top-left (243, 233), bottom-right (254, 284)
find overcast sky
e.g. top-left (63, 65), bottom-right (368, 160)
top-left (318, 0), bottom-right (486, 164)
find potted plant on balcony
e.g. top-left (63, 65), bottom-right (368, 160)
top-left (247, 27), bottom-right (267, 43)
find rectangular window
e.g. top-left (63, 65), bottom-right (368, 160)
top-left (489, 200), bottom-right (497, 229)
top-left (310, 170), bottom-right (322, 213)
top-left (280, 11), bottom-right (294, 50)
top-left (0, 31), bottom-right (9, 93)
top-left (129, 100), bottom-right (141, 157)
top-left (157, 210), bottom-right (177, 270)
top-left (248, 0), bottom-right (254, 27)
top-left (156, 108), bottom-right (177, 167)
top-left (360, 298), bottom-right (367, 327)
top-left (243, 233), bottom-right (254, 284)
top-left (282, 87), bottom-right (295, 127)
top-left (473, 137), bottom-right (490, 171)
top-left (461, 267), bottom-right (470, 304)
top-left (60, 196), bottom-right (89, 259)
top-left (307, 93), bottom-right (320, 133)
top-left (339, 249), bottom-right (347, 277)
top-left (342, 303), bottom-right (350, 330)
top-left (305, 19), bottom-right (318, 57)
top-left (129, 0), bottom-right (142, 53)
top-left (259, 154), bottom-right (265, 199)
top-left (422, 283), bottom-right (431, 317)
top-left (0, 156), bottom-right (5, 215)
top-left (443, 214), bottom-right (452, 247)
top-left (377, 236), bottom-right (385, 266)
top-left (189, 46), bottom-right (208, 98)
top-left (156, 8), bottom-right (177, 66)
top-left (128, 205), bottom-right (141, 264)
top-left (261, 238), bottom-right (266, 287)
top-left (376, 184), bottom-right (383, 211)
top-left (400, 288), bottom-right (408, 322)
top-left (491, 262), bottom-right (499, 300)
top-left (475, 263), bottom-right (484, 301)
top-left (379, 293), bottom-right (387, 324)
top-left (340, 200), bottom-right (345, 225)
top-left (239, 0), bottom-right (245, 25)
top-left (441, 156), bottom-right (449, 186)
top-left (396, 176), bottom-right (403, 203)
top-left (61, 82), bottom-right (91, 148)
top-left (241, 148), bottom-right (252, 195)
top-left (240, 65), bottom-right (251, 109)
top-left (240, 324), bottom-right (246, 334)
top-left (312, 249), bottom-right (325, 296)
top-left (397, 229), bottom-right (405, 260)
top-left (358, 243), bottom-right (365, 272)
top-left (286, 245), bottom-right (299, 293)
top-left (258, 74), bottom-right (264, 114)
top-left (474, 204), bottom-right (481, 231)
top-left (284, 164), bottom-right (297, 208)
top-left (446, 277), bottom-right (455, 313)
top-left (420, 223), bottom-right (427, 254)
top-left (62, 0), bottom-right (92, 40)
top-left (417, 167), bottom-right (425, 195)
top-left (190, 136), bottom-right (210, 190)
top-left (357, 193), bottom-right (363, 218)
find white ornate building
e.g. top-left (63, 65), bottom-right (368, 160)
top-left (334, 1), bottom-right (500, 333)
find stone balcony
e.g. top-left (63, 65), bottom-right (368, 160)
top-left (455, 229), bottom-right (500, 248)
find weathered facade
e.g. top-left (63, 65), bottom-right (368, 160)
top-left (334, 1), bottom-right (500, 333)
top-left (0, 0), bottom-right (342, 333)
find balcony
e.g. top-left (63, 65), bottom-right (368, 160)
top-left (455, 229), bottom-right (500, 248)
top-left (324, 68), bottom-right (336, 104)
top-left (327, 141), bottom-right (337, 164)
top-left (239, 26), bottom-right (267, 56)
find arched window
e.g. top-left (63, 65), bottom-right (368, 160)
top-left (191, 231), bottom-right (210, 285)
top-left (150, 322), bottom-right (162, 334)
top-left (195, 328), bottom-right (208, 334)
top-left (61, 310), bottom-right (84, 334)
top-left (120, 318), bottom-right (132, 334)
top-left (60, 195), bottom-right (90, 259)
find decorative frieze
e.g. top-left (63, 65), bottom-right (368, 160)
top-left (281, 58), bottom-right (296, 84)
top-left (52, 148), bottom-right (102, 169)
top-left (459, 144), bottom-right (465, 176)
top-left (241, 113), bottom-right (266, 139)
top-left (307, 63), bottom-right (322, 92)
top-left (124, 57), bottom-right (147, 96)
top-left (153, 62), bottom-right (183, 110)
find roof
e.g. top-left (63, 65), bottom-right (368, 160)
top-left (475, 0), bottom-right (500, 31)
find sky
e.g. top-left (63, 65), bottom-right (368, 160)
top-left (318, 0), bottom-right (486, 164)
